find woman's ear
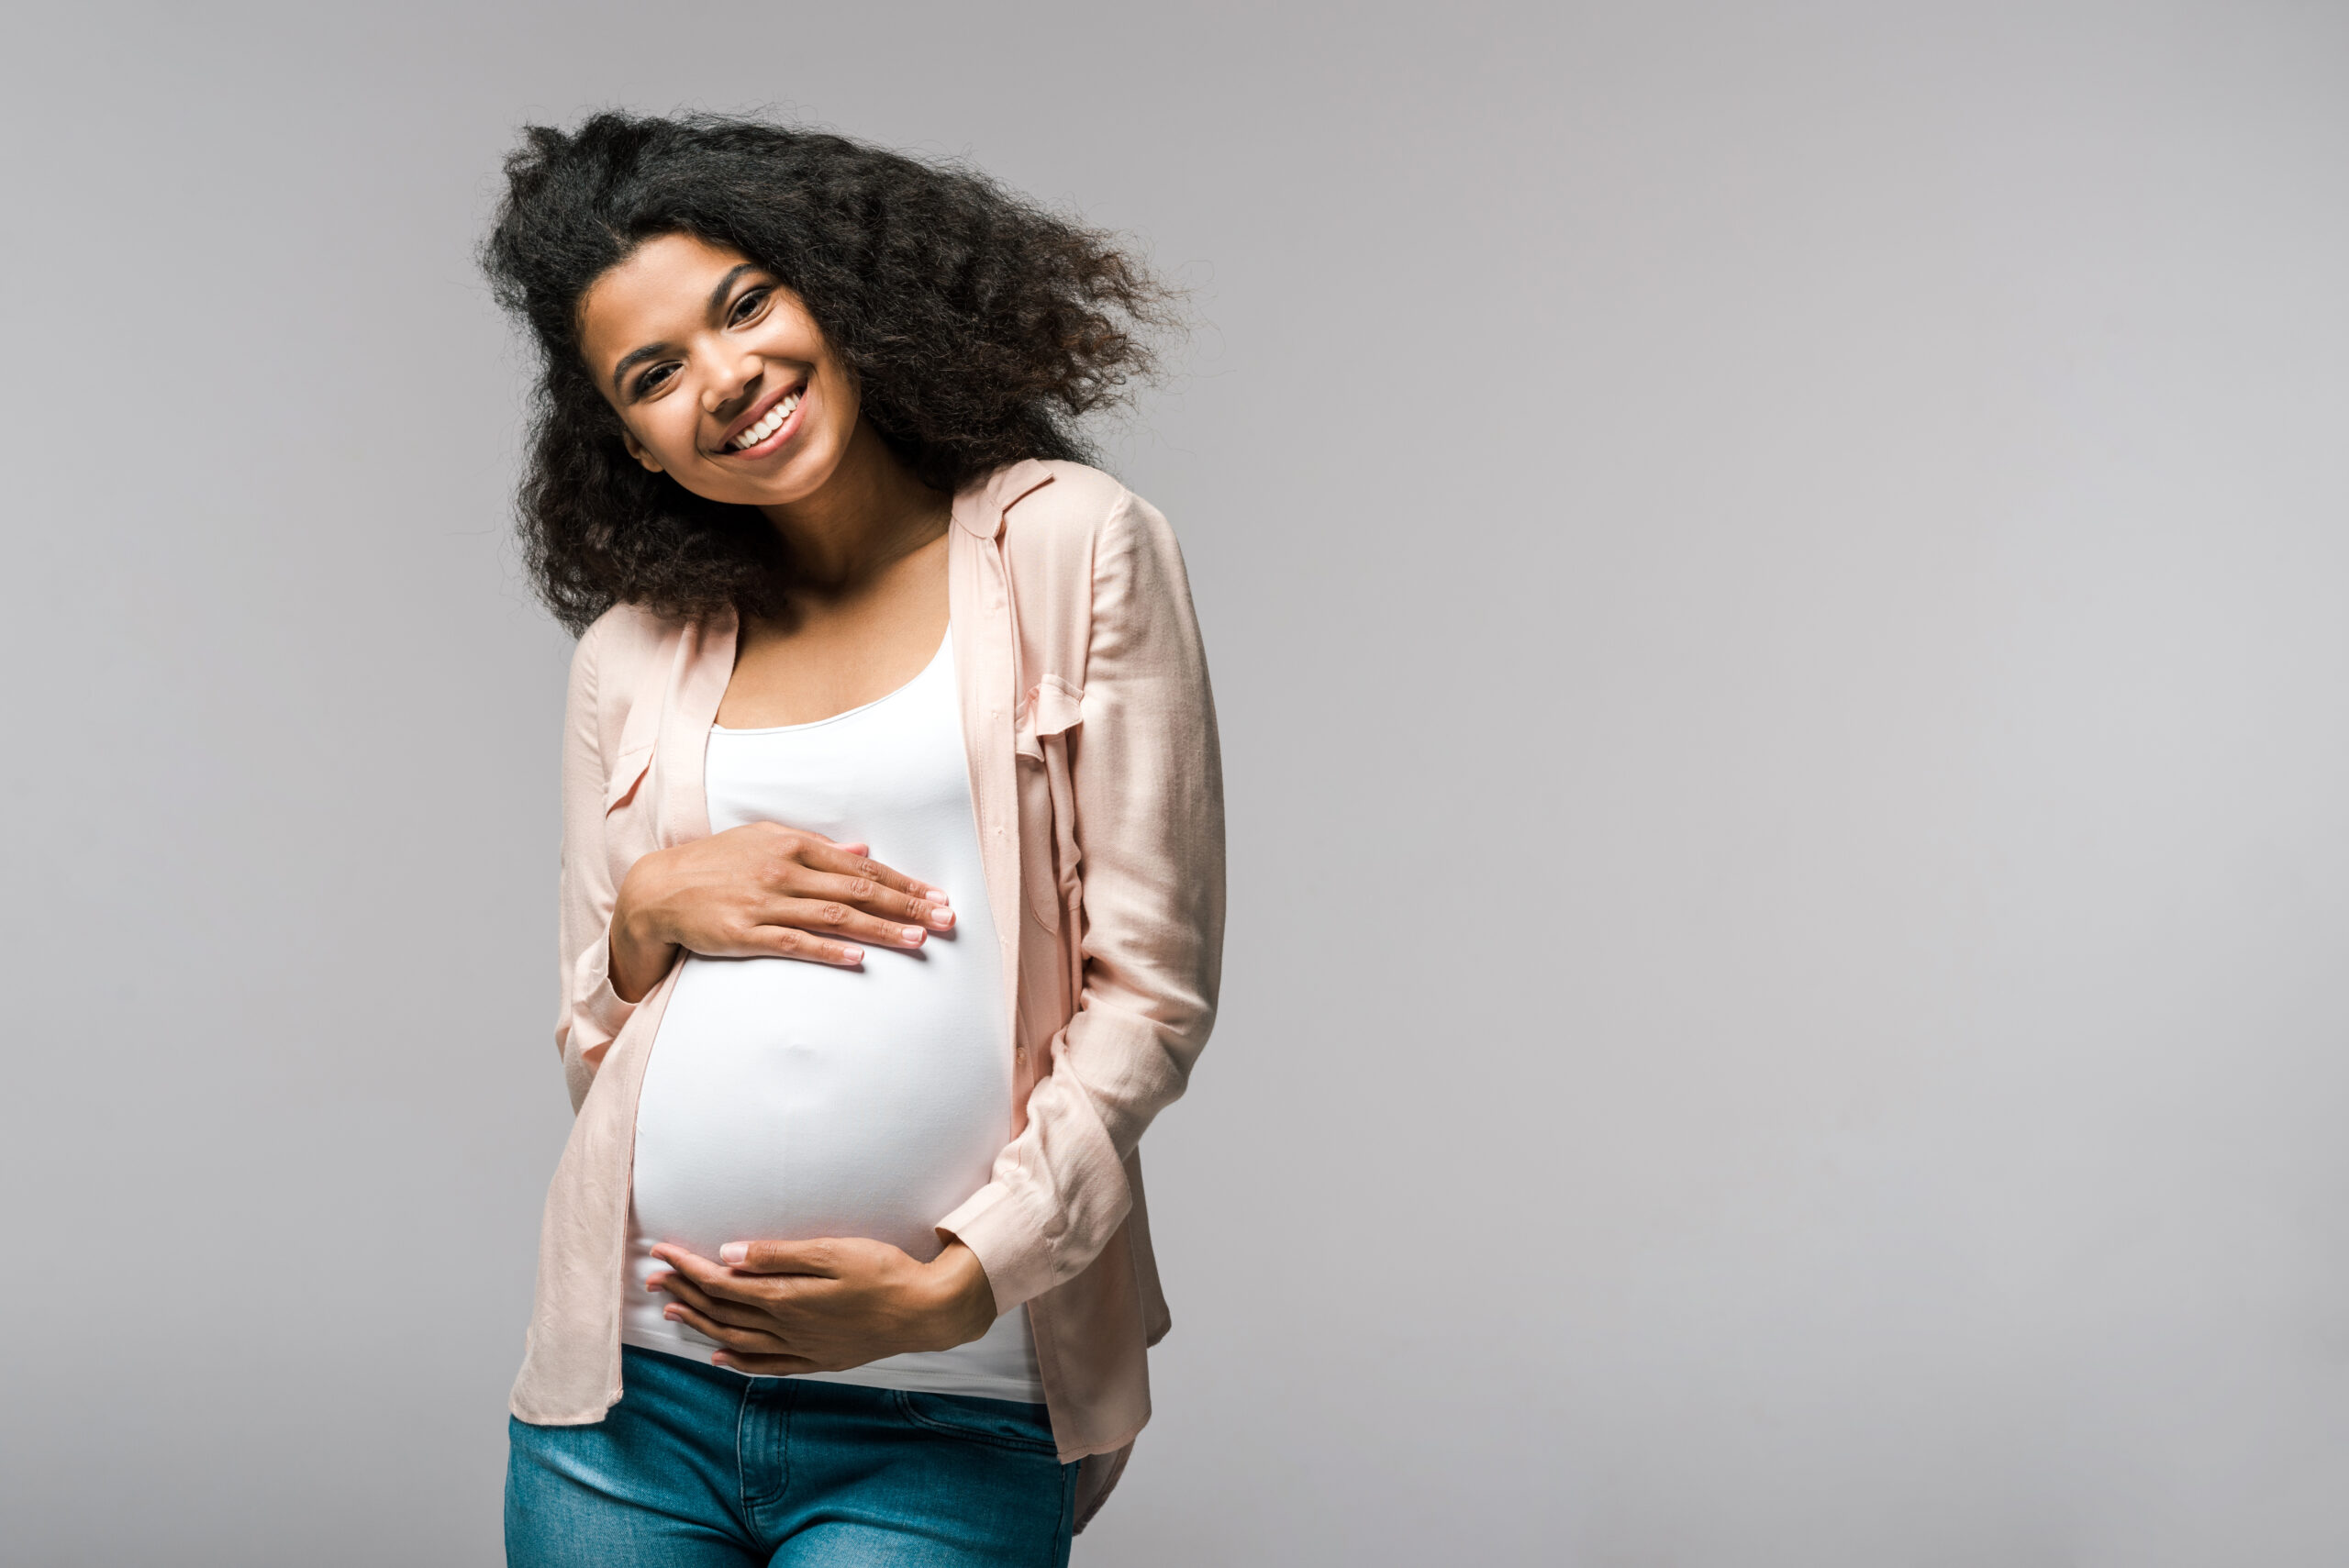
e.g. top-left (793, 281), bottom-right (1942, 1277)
top-left (620, 428), bottom-right (664, 474)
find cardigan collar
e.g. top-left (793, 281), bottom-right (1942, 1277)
top-left (952, 459), bottom-right (1057, 539)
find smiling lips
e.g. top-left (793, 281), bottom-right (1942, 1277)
top-left (725, 386), bottom-right (804, 453)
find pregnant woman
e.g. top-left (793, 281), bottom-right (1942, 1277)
top-left (482, 114), bottom-right (1223, 1566)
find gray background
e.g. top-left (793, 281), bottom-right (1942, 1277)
top-left (2, 2), bottom-right (2344, 1562)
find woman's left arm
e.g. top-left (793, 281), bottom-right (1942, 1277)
top-left (932, 486), bottom-right (1227, 1310)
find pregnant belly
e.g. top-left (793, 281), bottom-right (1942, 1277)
top-left (629, 951), bottom-right (1016, 1262)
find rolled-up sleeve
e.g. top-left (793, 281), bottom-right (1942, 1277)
top-left (940, 490), bottom-right (1227, 1308)
top-left (553, 617), bottom-right (640, 1112)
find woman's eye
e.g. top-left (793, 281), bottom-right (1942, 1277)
top-left (730, 288), bottom-right (770, 325)
top-left (634, 364), bottom-right (676, 397)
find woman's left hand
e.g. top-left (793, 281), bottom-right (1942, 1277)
top-left (645, 1237), bottom-right (998, 1374)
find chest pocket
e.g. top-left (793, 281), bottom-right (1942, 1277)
top-left (603, 743), bottom-right (653, 815)
top-left (1013, 676), bottom-right (1085, 962)
top-left (600, 741), bottom-right (658, 880)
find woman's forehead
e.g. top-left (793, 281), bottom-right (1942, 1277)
top-left (577, 234), bottom-right (758, 360)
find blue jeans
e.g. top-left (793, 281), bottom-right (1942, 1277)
top-left (507, 1347), bottom-right (1077, 1567)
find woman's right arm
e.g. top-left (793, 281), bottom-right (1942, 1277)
top-left (552, 618), bottom-right (959, 1107)
top-left (606, 824), bottom-right (956, 1002)
top-left (553, 618), bottom-right (633, 1107)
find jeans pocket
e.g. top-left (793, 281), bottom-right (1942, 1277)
top-left (891, 1390), bottom-right (1061, 1455)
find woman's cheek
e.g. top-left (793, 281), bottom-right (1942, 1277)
top-left (660, 416), bottom-right (705, 476)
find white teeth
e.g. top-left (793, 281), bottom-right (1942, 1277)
top-left (731, 393), bottom-right (800, 450)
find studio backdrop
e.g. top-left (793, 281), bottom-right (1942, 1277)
top-left (3, 3), bottom-right (2346, 1564)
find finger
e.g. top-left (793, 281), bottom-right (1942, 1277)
top-left (766, 896), bottom-right (940, 951)
top-left (718, 1238), bottom-right (847, 1277)
top-left (657, 1242), bottom-right (819, 1307)
top-left (651, 1244), bottom-right (743, 1291)
top-left (662, 1301), bottom-right (795, 1353)
top-left (782, 869), bottom-right (956, 931)
top-left (712, 1351), bottom-right (824, 1375)
top-left (651, 1271), bottom-right (775, 1329)
top-left (799, 840), bottom-right (949, 905)
top-left (743, 925), bottom-right (865, 968)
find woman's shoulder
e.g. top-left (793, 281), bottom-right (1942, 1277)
top-left (990, 459), bottom-right (1172, 556)
top-left (1010, 459), bottom-right (1132, 519)
top-left (576, 600), bottom-right (680, 660)
top-left (568, 600), bottom-right (696, 707)
top-left (985, 462), bottom-right (1199, 660)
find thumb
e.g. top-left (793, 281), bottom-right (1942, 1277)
top-left (719, 1239), bottom-right (842, 1275)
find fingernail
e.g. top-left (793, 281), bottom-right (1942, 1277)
top-left (930, 907), bottom-right (954, 928)
top-left (664, 1308), bottom-right (682, 1322)
top-left (929, 887), bottom-right (952, 903)
top-left (719, 1243), bottom-right (748, 1265)
top-left (903, 926), bottom-right (925, 942)
top-left (841, 947), bottom-right (864, 964)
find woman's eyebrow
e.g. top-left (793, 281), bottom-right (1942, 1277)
top-left (609, 342), bottom-right (669, 396)
top-left (705, 262), bottom-right (756, 314)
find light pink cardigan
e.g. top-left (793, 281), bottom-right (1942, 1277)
top-left (510, 460), bottom-right (1225, 1524)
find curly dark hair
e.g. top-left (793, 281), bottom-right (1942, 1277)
top-left (481, 112), bottom-right (1174, 634)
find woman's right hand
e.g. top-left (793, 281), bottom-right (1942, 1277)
top-left (608, 823), bottom-right (956, 1002)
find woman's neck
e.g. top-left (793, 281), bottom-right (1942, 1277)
top-left (761, 421), bottom-right (948, 595)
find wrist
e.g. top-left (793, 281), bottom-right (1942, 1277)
top-left (608, 859), bottom-right (674, 1003)
top-left (924, 1241), bottom-right (997, 1350)
top-left (613, 854), bottom-right (661, 944)
top-left (613, 889), bottom-right (654, 956)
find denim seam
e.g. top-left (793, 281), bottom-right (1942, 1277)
top-left (1052, 1458), bottom-right (1079, 1568)
top-left (890, 1390), bottom-right (1063, 1456)
top-left (734, 1375), bottom-right (761, 1519)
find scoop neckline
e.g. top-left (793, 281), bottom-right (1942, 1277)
top-left (709, 627), bottom-right (951, 736)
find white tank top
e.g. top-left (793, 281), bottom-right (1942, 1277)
top-left (621, 628), bottom-right (1044, 1403)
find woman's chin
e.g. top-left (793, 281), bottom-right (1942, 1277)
top-left (690, 449), bottom-right (836, 510)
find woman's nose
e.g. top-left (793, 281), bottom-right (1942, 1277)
top-left (704, 355), bottom-right (762, 415)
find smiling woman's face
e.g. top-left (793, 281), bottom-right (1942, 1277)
top-left (576, 232), bottom-right (858, 509)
